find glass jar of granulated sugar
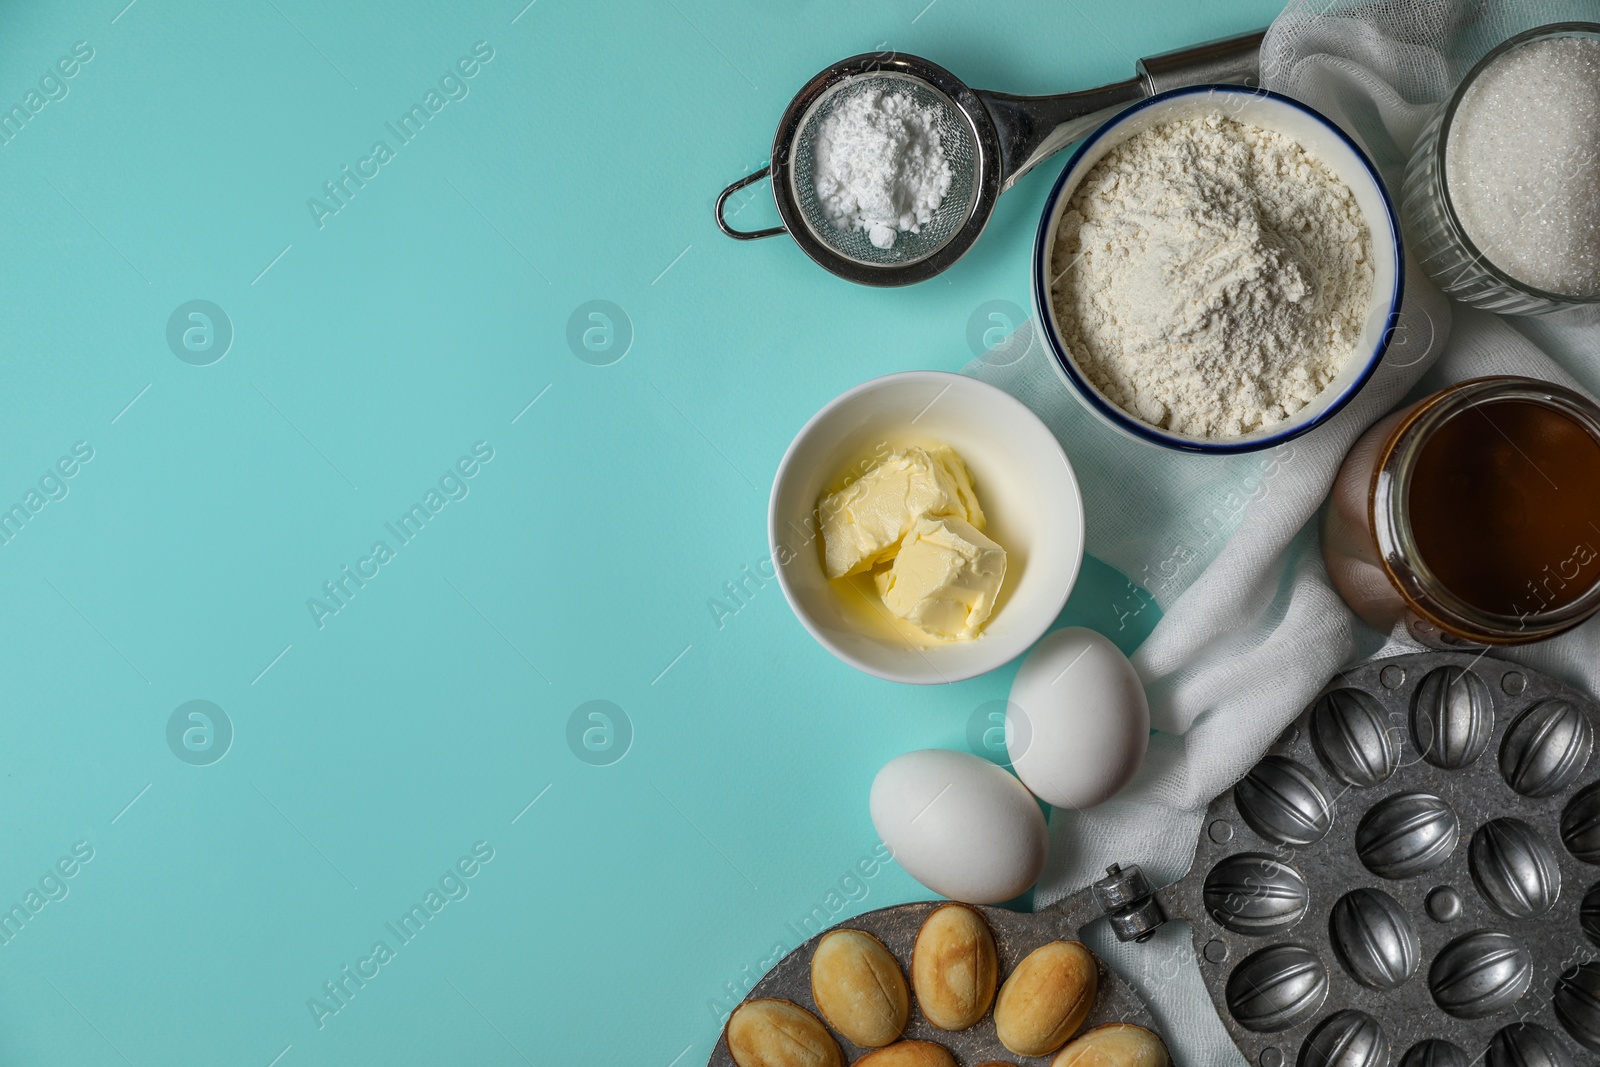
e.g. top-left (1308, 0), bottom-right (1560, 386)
top-left (1323, 376), bottom-right (1600, 647)
top-left (1402, 22), bottom-right (1600, 314)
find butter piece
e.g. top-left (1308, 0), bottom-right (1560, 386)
top-left (930, 446), bottom-right (985, 532)
top-left (818, 447), bottom-right (984, 579)
top-left (877, 515), bottom-right (1007, 640)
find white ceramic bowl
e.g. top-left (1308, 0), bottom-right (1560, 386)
top-left (769, 371), bottom-right (1084, 685)
top-left (1033, 85), bottom-right (1404, 455)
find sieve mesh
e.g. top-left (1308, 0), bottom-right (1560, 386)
top-left (789, 72), bottom-right (979, 268)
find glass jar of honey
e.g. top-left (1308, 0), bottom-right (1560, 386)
top-left (1323, 376), bottom-right (1600, 646)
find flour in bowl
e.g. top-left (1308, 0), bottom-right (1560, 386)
top-left (813, 88), bottom-right (952, 249)
top-left (1049, 113), bottom-right (1374, 438)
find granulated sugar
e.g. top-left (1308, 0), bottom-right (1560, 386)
top-left (1050, 113), bottom-right (1374, 438)
top-left (813, 89), bottom-right (951, 249)
top-left (1446, 35), bottom-right (1600, 298)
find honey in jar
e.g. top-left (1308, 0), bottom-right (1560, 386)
top-left (1323, 376), bottom-right (1600, 645)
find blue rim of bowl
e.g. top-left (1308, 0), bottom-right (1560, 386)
top-left (1031, 84), bottom-right (1405, 455)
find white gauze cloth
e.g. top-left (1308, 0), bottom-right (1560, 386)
top-left (963, 1), bottom-right (1600, 1061)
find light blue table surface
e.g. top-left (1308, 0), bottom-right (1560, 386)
top-left (0, 0), bottom-right (1281, 1062)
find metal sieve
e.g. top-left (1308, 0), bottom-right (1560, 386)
top-left (789, 72), bottom-right (981, 272)
top-left (715, 30), bottom-right (1265, 286)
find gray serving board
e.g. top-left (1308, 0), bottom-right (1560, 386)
top-left (704, 888), bottom-right (1156, 1066)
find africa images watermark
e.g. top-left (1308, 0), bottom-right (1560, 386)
top-left (306, 441), bottom-right (495, 630)
top-left (0, 441), bottom-right (95, 549)
top-left (1511, 539), bottom-right (1598, 625)
top-left (706, 842), bottom-right (896, 1024)
top-left (1130, 443), bottom-right (1300, 615)
top-left (0, 841), bottom-right (95, 948)
top-left (306, 840), bottom-right (495, 1030)
top-left (706, 440), bottom-right (892, 630)
top-left (0, 40), bottom-right (94, 148)
top-left (306, 41), bottom-right (496, 230)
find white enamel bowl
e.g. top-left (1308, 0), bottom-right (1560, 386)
top-left (1033, 85), bottom-right (1404, 454)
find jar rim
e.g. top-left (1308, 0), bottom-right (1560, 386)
top-left (1372, 376), bottom-right (1600, 643)
top-left (1433, 21), bottom-right (1600, 308)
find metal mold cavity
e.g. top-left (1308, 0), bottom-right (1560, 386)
top-left (1297, 1010), bottom-right (1387, 1067)
top-left (1397, 1040), bottom-right (1469, 1067)
top-left (1562, 782), bottom-right (1600, 865)
top-left (1499, 699), bottom-right (1593, 798)
top-left (1553, 961), bottom-right (1600, 1053)
top-left (1234, 757), bottom-right (1334, 848)
top-left (1204, 854), bottom-right (1311, 936)
top-left (1355, 792), bottom-right (1460, 879)
top-left (1225, 944), bottom-right (1329, 1033)
top-left (1582, 884), bottom-right (1600, 947)
top-left (1427, 930), bottom-right (1532, 1020)
top-left (1484, 1024), bottom-right (1573, 1067)
top-left (1312, 688), bottom-right (1400, 788)
top-left (1410, 666), bottom-right (1493, 769)
top-left (1328, 887), bottom-right (1420, 991)
top-left (1467, 818), bottom-right (1561, 919)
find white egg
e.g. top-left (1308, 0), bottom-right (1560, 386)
top-left (869, 748), bottom-right (1048, 904)
top-left (1006, 626), bottom-right (1150, 809)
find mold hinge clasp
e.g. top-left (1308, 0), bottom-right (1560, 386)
top-left (1093, 863), bottom-right (1168, 943)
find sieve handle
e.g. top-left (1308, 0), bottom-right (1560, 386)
top-left (980, 79), bottom-right (1148, 190)
top-left (715, 166), bottom-right (786, 240)
top-left (1136, 28), bottom-right (1266, 95)
top-left (981, 26), bottom-right (1267, 191)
